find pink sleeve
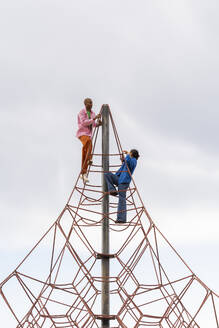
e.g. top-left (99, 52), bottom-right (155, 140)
top-left (79, 111), bottom-right (94, 127)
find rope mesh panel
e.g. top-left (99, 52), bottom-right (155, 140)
top-left (0, 106), bottom-right (218, 328)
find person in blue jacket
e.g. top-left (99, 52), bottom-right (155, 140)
top-left (104, 149), bottom-right (140, 223)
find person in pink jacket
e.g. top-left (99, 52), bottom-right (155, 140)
top-left (76, 98), bottom-right (101, 183)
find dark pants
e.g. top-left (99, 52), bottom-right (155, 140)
top-left (104, 172), bottom-right (129, 222)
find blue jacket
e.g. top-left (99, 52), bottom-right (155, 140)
top-left (116, 154), bottom-right (137, 184)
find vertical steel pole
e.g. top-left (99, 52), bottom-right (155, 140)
top-left (101, 104), bottom-right (110, 328)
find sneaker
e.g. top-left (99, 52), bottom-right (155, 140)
top-left (110, 190), bottom-right (118, 196)
top-left (80, 174), bottom-right (89, 183)
top-left (80, 174), bottom-right (84, 180)
top-left (83, 174), bottom-right (89, 183)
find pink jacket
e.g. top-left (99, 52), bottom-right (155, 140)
top-left (76, 108), bottom-right (97, 138)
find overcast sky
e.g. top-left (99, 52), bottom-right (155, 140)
top-left (0, 0), bottom-right (219, 322)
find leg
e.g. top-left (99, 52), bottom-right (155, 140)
top-left (79, 136), bottom-right (92, 174)
top-left (104, 173), bottom-right (119, 194)
top-left (87, 137), bottom-right (92, 164)
top-left (117, 183), bottom-right (129, 223)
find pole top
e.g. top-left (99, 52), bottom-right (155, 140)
top-left (101, 104), bottom-right (110, 116)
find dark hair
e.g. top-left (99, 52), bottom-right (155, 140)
top-left (84, 98), bottom-right (92, 104)
top-left (130, 149), bottom-right (140, 160)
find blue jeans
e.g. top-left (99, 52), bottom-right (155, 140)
top-left (104, 173), bottom-right (129, 222)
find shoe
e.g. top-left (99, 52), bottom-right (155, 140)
top-left (80, 174), bottom-right (89, 183)
top-left (83, 175), bottom-right (89, 183)
top-left (88, 160), bottom-right (93, 165)
top-left (115, 220), bottom-right (126, 224)
top-left (110, 190), bottom-right (118, 196)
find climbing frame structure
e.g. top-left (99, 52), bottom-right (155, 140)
top-left (0, 105), bottom-right (218, 328)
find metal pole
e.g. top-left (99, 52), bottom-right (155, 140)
top-left (101, 104), bottom-right (110, 328)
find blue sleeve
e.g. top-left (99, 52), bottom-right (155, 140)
top-left (125, 155), bottom-right (134, 170)
top-left (125, 155), bottom-right (131, 165)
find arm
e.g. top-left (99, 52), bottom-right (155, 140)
top-left (96, 119), bottom-right (102, 127)
top-left (124, 154), bottom-right (137, 174)
top-left (79, 110), bottom-right (94, 127)
top-left (125, 154), bottom-right (132, 165)
top-left (79, 111), bottom-right (101, 127)
top-left (120, 150), bottom-right (129, 162)
top-left (91, 115), bottom-right (102, 128)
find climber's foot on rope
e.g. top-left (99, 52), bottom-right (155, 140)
top-left (88, 160), bottom-right (93, 165)
top-left (80, 174), bottom-right (89, 184)
top-left (115, 220), bottom-right (126, 224)
top-left (109, 190), bottom-right (118, 196)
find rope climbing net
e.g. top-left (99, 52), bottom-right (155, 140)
top-left (0, 106), bottom-right (218, 328)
